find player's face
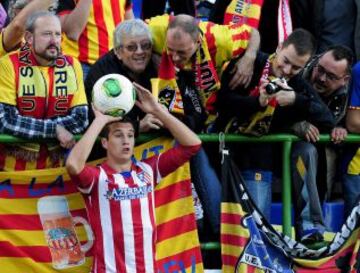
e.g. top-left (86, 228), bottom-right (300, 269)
top-left (102, 122), bottom-right (135, 163)
top-left (115, 35), bottom-right (152, 74)
top-left (26, 16), bottom-right (62, 65)
top-left (166, 27), bottom-right (198, 67)
top-left (272, 44), bottom-right (310, 80)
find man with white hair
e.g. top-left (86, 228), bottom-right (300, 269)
top-left (85, 19), bottom-right (162, 132)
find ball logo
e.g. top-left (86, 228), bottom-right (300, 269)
top-left (103, 78), bottom-right (122, 98)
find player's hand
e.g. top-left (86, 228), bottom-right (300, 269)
top-left (133, 82), bottom-right (162, 114)
top-left (139, 113), bottom-right (163, 132)
top-left (92, 104), bottom-right (122, 124)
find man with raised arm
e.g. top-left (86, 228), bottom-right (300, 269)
top-left (66, 83), bottom-right (201, 273)
top-left (0, 0), bottom-right (57, 57)
top-left (0, 11), bottom-right (88, 171)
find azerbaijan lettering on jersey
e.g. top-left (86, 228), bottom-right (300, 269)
top-left (105, 184), bottom-right (152, 201)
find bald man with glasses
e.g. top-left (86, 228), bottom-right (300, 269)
top-left (290, 45), bottom-right (353, 248)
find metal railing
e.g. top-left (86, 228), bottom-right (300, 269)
top-left (2, 133), bottom-right (360, 251)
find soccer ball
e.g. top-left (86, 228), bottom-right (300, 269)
top-left (92, 74), bottom-right (136, 117)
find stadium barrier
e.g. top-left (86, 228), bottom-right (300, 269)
top-left (1, 133), bottom-right (360, 252)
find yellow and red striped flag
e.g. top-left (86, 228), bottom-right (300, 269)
top-left (224, 0), bottom-right (264, 28)
top-left (0, 137), bottom-right (203, 273)
top-left (134, 137), bottom-right (203, 273)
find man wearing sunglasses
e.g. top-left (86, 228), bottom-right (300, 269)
top-left (85, 19), bottom-right (162, 133)
top-left (290, 45), bottom-right (353, 248)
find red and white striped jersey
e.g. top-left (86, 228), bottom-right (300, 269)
top-left (70, 144), bottom-right (200, 273)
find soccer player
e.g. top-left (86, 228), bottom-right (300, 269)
top-left (66, 83), bottom-right (201, 273)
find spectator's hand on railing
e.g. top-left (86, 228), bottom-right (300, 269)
top-left (56, 125), bottom-right (75, 149)
top-left (292, 121), bottom-right (320, 142)
top-left (303, 123), bottom-right (320, 142)
top-left (331, 127), bottom-right (347, 144)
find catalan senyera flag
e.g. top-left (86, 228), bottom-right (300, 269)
top-left (0, 137), bottom-right (203, 273)
top-left (221, 150), bottom-right (360, 273)
top-left (134, 138), bottom-right (203, 273)
top-left (223, 0), bottom-right (264, 28)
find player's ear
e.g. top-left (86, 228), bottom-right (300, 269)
top-left (101, 138), bottom-right (108, 150)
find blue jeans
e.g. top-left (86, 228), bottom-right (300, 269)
top-left (291, 141), bottom-right (325, 238)
top-left (343, 173), bottom-right (360, 218)
top-left (241, 170), bottom-right (272, 221)
top-left (190, 147), bottom-right (221, 234)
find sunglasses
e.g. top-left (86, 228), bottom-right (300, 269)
top-left (120, 42), bottom-right (152, 52)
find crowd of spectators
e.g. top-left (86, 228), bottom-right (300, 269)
top-left (0, 0), bottom-right (360, 263)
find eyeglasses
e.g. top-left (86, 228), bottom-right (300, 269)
top-left (120, 42), bottom-right (152, 52)
top-left (315, 64), bottom-right (346, 81)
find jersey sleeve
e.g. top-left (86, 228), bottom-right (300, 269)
top-left (147, 14), bottom-right (169, 55)
top-left (145, 144), bottom-right (201, 182)
top-left (205, 22), bottom-right (251, 67)
top-left (70, 165), bottom-right (100, 194)
top-left (0, 54), bottom-right (17, 106)
top-left (0, 31), bottom-right (7, 58)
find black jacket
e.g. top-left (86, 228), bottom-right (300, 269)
top-left (214, 51), bottom-right (335, 171)
top-left (84, 50), bottom-right (157, 122)
top-left (215, 51), bottom-right (335, 134)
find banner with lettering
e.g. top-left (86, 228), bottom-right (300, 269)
top-left (0, 137), bottom-right (203, 273)
top-left (221, 151), bottom-right (360, 273)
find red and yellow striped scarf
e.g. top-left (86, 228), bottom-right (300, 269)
top-left (1, 44), bottom-right (77, 169)
top-left (152, 32), bottom-right (220, 125)
top-left (226, 54), bottom-right (278, 136)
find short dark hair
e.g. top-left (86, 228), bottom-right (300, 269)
top-left (168, 14), bottom-right (200, 41)
top-left (99, 116), bottom-right (139, 139)
top-left (282, 29), bottom-right (316, 57)
top-left (325, 45), bottom-right (354, 75)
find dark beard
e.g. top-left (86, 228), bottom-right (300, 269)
top-left (33, 40), bottom-right (60, 62)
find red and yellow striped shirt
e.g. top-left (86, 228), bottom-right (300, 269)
top-left (148, 14), bottom-right (252, 75)
top-left (57, 0), bottom-right (132, 65)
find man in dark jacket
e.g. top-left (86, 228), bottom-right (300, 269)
top-left (290, 45), bottom-right (353, 247)
top-left (85, 19), bottom-right (161, 133)
top-left (215, 29), bottom-right (335, 240)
